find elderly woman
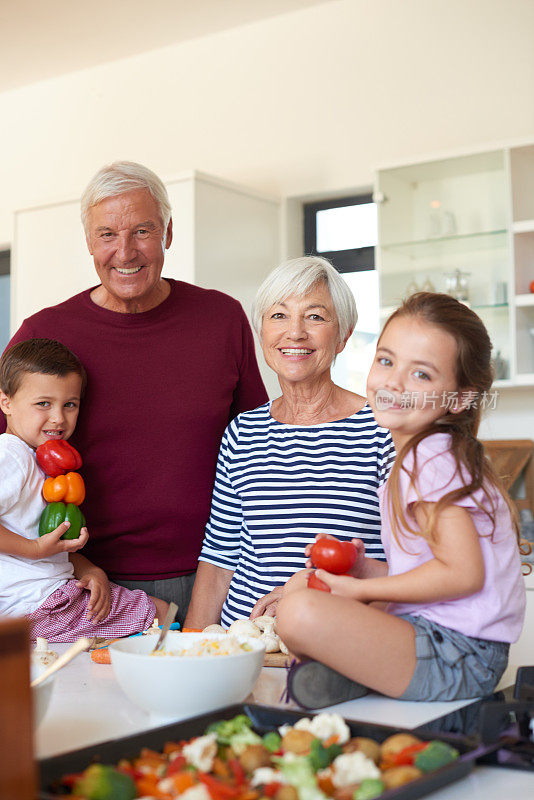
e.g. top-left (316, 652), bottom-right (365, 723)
top-left (184, 257), bottom-right (393, 628)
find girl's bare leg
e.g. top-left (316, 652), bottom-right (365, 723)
top-left (276, 589), bottom-right (417, 698)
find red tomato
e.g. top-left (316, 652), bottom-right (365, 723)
top-left (530, 279), bottom-right (534, 293)
top-left (310, 538), bottom-right (357, 574)
top-left (307, 571), bottom-right (331, 592)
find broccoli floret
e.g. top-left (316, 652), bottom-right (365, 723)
top-left (414, 740), bottom-right (459, 772)
top-left (263, 731), bottom-right (282, 753)
top-left (353, 778), bottom-right (385, 800)
top-left (206, 714), bottom-right (253, 744)
top-left (308, 738), bottom-right (343, 770)
top-left (74, 764), bottom-right (136, 800)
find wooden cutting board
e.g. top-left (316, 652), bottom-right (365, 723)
top-left (264, 651), bottom-right (292, 668)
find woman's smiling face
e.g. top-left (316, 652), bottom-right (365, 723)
top-left (366, 315), bottom-right (461, 449)
top-left (261, 282), bottom-right (347, 385)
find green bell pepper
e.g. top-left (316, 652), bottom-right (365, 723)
top-left (38, 502), bottom-right (86, 539)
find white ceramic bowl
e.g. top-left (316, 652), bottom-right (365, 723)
top-left (31, 665), bottom-right (56, 727)
top-left (109, 632), bottom-right (265, 720)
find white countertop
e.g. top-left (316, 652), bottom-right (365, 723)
top-left (36, 647), bottom-right (534, 799)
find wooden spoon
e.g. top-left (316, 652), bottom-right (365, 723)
top-left (31, 637), bottom-right (92, 687)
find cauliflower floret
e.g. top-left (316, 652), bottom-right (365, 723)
top-left (182, 732), bottom-right (218, 772)
top-left (331, 752), bottom-right (380, 787)
top-left (176, 784), bottom-right (212, 800)
top-left (251, 767), bottom-right (286, 787)
top-left (280, 714), bottom-right (350, 745)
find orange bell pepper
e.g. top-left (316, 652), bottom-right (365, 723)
top-left (42, 471), bottom-right (85, 505)
top-left (42, 474), bottom-right (68, 503)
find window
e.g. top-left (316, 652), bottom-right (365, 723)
top-left (303, 194), bottom-right (377, 272)
top-left (0, 251), bottom-right (10, 353)
top-left (303, 194), bottom-right (379, 395)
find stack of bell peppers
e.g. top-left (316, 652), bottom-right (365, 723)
top-left (36, 440), bottom-right (86, 540)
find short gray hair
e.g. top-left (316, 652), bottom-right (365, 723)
top-left (81, 161), bottom-right (172, 235)
top-left (252, 256), bottom-right (357, 343)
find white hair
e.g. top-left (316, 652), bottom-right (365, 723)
top-left (80, 161), bottom-right (172, 235)
top-left (252, 256), bottom-right (357, 343)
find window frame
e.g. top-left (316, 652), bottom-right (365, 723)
top-left (303, 193), bottom-right (375, 273)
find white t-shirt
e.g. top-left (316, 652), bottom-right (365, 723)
top-left (0, 434), bottom-right (73, 616)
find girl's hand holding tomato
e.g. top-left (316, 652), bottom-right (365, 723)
top-left (307, 570), bottom-right (331, 592)
top-left (311, 569), bottom-right (369, 601)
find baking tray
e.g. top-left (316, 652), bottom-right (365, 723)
top-left (38, 702), bottom-right (477, 799)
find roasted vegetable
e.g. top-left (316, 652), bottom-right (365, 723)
top-left (38, 502), bottom-right (86, 539)
top-left (343, 738), bottom-right (381, 765)
top-left (36, 439), bottom-right (82, 477)
top-left (353, 779), bottom-right (385, 800)
top-left (263, 731), bottom-right (282, 753)
top-left (73, 763), bottom-right (136, 800)
top-left (308, 737), bottom-right (343, 770)
top-left (414, 740), bottom-right (459, 772)
top-left (380, 733), bottom-right (422, 768)
top-left (382, 765), bottom-right (422, 789)
top-left (281, 728), bottom-right (316, 754)
top-left (238, 744), bottom-right (272, 773)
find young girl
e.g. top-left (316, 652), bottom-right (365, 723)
top-left (276, 292), bottom-right (526, 704)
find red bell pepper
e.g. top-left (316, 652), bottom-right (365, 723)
top-left (228, 759), bottom-right (245, 786)
top-left (198, 773), bottom-right (240, 800)
top-left (36, 440), bottom-right (82, 477)
top-left (263, 783), bottom-right (283, 797)
top-left (389, 742), bottom-right (429, 766)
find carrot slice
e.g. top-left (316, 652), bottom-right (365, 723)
top-left (90, 647), bottom-right (111, 664)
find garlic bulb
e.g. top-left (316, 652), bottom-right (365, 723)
top-left (227, 619), bottom-right (262, 638)
top-left (32, 638), bottom-right (59, 668)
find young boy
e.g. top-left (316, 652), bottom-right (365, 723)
top-left (0, 338), bottom-right (168, 641)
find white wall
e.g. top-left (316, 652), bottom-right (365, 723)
top-left (1, 0), bottom-right (533, 428)
top-left (1, 0), bottom-right (534, 246)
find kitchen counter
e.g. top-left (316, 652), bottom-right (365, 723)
top-left (36, 646), bottom-right (534, 799)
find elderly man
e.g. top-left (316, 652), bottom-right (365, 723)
top-left (4, 161), bottom-right (267, 624)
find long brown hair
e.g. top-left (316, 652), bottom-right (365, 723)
top-left (382, 292), bottom-right (520, 547)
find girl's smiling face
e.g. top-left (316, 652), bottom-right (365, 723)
top-left (367, 315), bottom-right (463, 450)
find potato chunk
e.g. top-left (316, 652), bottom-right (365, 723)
top-left (238, 744), bottom-right (272, 773)
top-left (342, 737), bottom-right (381, 765)
top-left (382, 765), bottom-right (422, 788)
top-left (281, 729), bottom-right (316, 755)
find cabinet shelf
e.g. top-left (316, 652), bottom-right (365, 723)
top-left (513, 220), bottom-right (534, 234)
top-left (380, 230), bottom-right (508, 259)
top-left (516, 294), bottom-right (534, 307)
top-left (376, 144), bottom-right (534, 389)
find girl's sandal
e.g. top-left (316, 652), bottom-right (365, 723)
top-left (286, 659), bottom-right (369, 709)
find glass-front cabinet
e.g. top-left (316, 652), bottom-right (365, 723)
top-left (375, 144), bottom-right (534, 387)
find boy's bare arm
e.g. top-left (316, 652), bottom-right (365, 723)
top-left (0, 521), bottom-right (88, 559)
top-left (70, 552), bottom-right (111, 622)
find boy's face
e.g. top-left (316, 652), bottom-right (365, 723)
top-left (0, 371), bottom-right (82, 450)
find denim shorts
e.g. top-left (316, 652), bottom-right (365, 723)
top-left (398, 614), bottom-right (509, 702)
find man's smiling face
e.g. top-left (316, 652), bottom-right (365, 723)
top-left (86, 188), bottom-right (172, 313)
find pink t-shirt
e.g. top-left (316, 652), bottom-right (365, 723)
top-left (377, 433), bottom-right (526, 643)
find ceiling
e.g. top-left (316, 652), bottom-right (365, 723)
top-left (0, 0), bottom-right (330, 93)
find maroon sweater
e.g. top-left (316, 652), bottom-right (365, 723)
top-left (4, 280), bottom-right (267, 579)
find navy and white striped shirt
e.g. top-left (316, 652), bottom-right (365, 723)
top-left (199, 402), bottom-right (394, 626)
